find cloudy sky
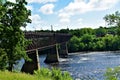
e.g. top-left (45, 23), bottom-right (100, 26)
top-left (8, 0), bottom-right (120, 30)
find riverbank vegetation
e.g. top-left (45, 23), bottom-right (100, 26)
top-left (0, 68), bottom-right (72, 80)
top-left (105, 66), bottom-right (120, 80)
top-left (68, 27), bottom-right (120, 52)
top-left (56, 11), bottom-right (120, 52)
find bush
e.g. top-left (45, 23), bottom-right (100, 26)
top-left (104, 66), bottom-right (120, 80)
top-left (34, 68), bottom-right (73, 80)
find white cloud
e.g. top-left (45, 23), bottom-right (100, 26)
top-left (58, 12), bottom-right (71, 23)
top-left (29, 14), bottom-right (42, 25)
top-left (77, 18), bottom-right (83, 24)
top-left (39, 4), bottom-right (54, 15)
top-left (26, 14), bottom-right (44, 30)
top-left (26, 5), bottom-right (33, 11)
top-left (26, 0), bottom-right (57, 4)
top-left (58, 0), bottom-right (119, 23)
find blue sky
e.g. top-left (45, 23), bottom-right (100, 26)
top-left (8, 0), bottom-right (120, 30)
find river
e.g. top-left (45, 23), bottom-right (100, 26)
top-left (40, 51), bottom-right (120, 80)
top-left (15, 51), bottom-right (120, 80)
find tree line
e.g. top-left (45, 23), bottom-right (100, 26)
top-left (37, 11), bottom-right (120, 53)
top-left (68, 27), bottom-right (120, 52)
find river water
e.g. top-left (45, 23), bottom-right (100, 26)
top-left (39, 51), bottom-right (120, 80)
top-left (14, 51), bottom-right (120, 80)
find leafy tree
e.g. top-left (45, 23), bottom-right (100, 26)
top-left (95, 27), bottom-right (107, 37)
top-left (80, 28), bottom-right (95, 36)
top-left (104, 11), bottom-right (120, 27)
top-left (56, 28), bottom-right (69, 33)
top-left (104, 11), bottom-right (120, 36)
top-left (81, 34), bottom-right (94, 44)
top-left (79, 42), bottom-right (85, 51)
top-left (0, 48), bottom-right (7, 70)
top-left (68, 36), bottom-right (80, 52)
top-left (0, 0), bottom-right (31, 71)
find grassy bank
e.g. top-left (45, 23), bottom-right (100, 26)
top-left (0, 68), bottom-right (72, 80)
top-left (0, 70), bottom-right (50, 80)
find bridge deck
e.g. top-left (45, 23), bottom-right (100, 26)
top-left (24, 32), bottom-right (72, 52)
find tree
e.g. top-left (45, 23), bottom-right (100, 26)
top-left (95, 27), bottom-right (107, 37)
top-left (104, 11), bottom-right (120, 27)
top-left (0, 48), bottom-right (7, 70)
top-left (104, 11), bottom-right (120, 36)
top-left (0, 0), bottom-right (31, 71)
top-left (68, 36), bottom-right (80, 52)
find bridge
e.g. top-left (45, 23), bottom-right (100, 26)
top-left (21, 32), bottom-right (72, 73)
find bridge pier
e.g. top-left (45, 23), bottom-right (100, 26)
top-left (44, 44), bottom-right (59, 63)
top-left (59, 42), bottom-right (68, 58)
top-left (21, 49), bottom-right (40, 74)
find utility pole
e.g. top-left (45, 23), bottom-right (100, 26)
top-left (51, 25), bottom-right (53, 32)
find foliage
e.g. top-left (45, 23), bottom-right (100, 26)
top-left (104, 11), bottom-right (120, 27)
top-left (0, 0), bottom-right (31, 71)
top-left (104, 67), bottom-right (120, 80)
top-left (66, 11), bottom-right (120, 52)
top-left (104, 11), bottom-right (120, 36)
top-left (0, 70), bottom-right (37, 80)
top-left (68, 36), bottom-right (80, 52)
top-left (34, 68), bottom-right (73, 80)
top-left (0, 68), bottom-right (72, 80)
top-left (69, 28), bottom-right (94, 37)
top-left (68, 30), bottom-right (120, 52)
top-left (95, 27), bottom-right (107, 37)
top-left (0, 48), bottom-right (7, 70)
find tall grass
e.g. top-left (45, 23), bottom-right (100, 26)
top-left (34, 68), bottom-right (73, 80)
top-left (0, 68), bottom-right (73, 80)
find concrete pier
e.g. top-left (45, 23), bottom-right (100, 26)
top-left (44, 45), bottom-right (59, 63)
top-left (21, 49), bottom-right (40, 74)
top-left (59, 42), bottom-right (68, 58)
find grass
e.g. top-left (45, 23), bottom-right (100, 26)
top-left (0, 68), bottom-right (73, 80)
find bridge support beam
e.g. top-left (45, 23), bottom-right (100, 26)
top-left (59, 42), bottom-right (68, 58)
top-left (21, 49), bottom-right (40, 74)
top-left (44, 44), bottom-right (59, 63)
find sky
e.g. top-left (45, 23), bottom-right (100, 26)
top-left (7, 0), bottom-right (120, 31)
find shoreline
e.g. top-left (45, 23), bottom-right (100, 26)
top-left (68, 50), bottom-right (120, 55)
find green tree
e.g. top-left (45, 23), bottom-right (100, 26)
top-left (104, 11), bottom-right (120, 27)
top-left (0, 48), bottom-right (7, 70)
top-left (104, 11), bottom-right (120, 36)
top-left (95, 27), bottom-right (107, 37)
top-left (0, 0), bottom-right (31, 71)
top-left (81, 34), bottom-right (94, 44)
top-left (68, 36), bottom-right (80, 52)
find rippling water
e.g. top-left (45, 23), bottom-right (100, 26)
top-left (39, 51), bottom-right (120, 80)
top-left (14, 51), bottom-right (120, 80)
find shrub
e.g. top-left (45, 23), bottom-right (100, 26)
top-left (34, 68), bottom-right (73, 80)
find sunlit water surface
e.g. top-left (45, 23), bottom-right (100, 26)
top-left (15, 51), bottom-right (120, 80)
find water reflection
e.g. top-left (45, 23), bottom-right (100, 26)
top-left (15, 51), bottom-right (120, 80)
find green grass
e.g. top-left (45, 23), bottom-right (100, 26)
top-left (0, 68), bottom-right (73, 80)
top-left (0, 70), bottom-right (51, 80)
